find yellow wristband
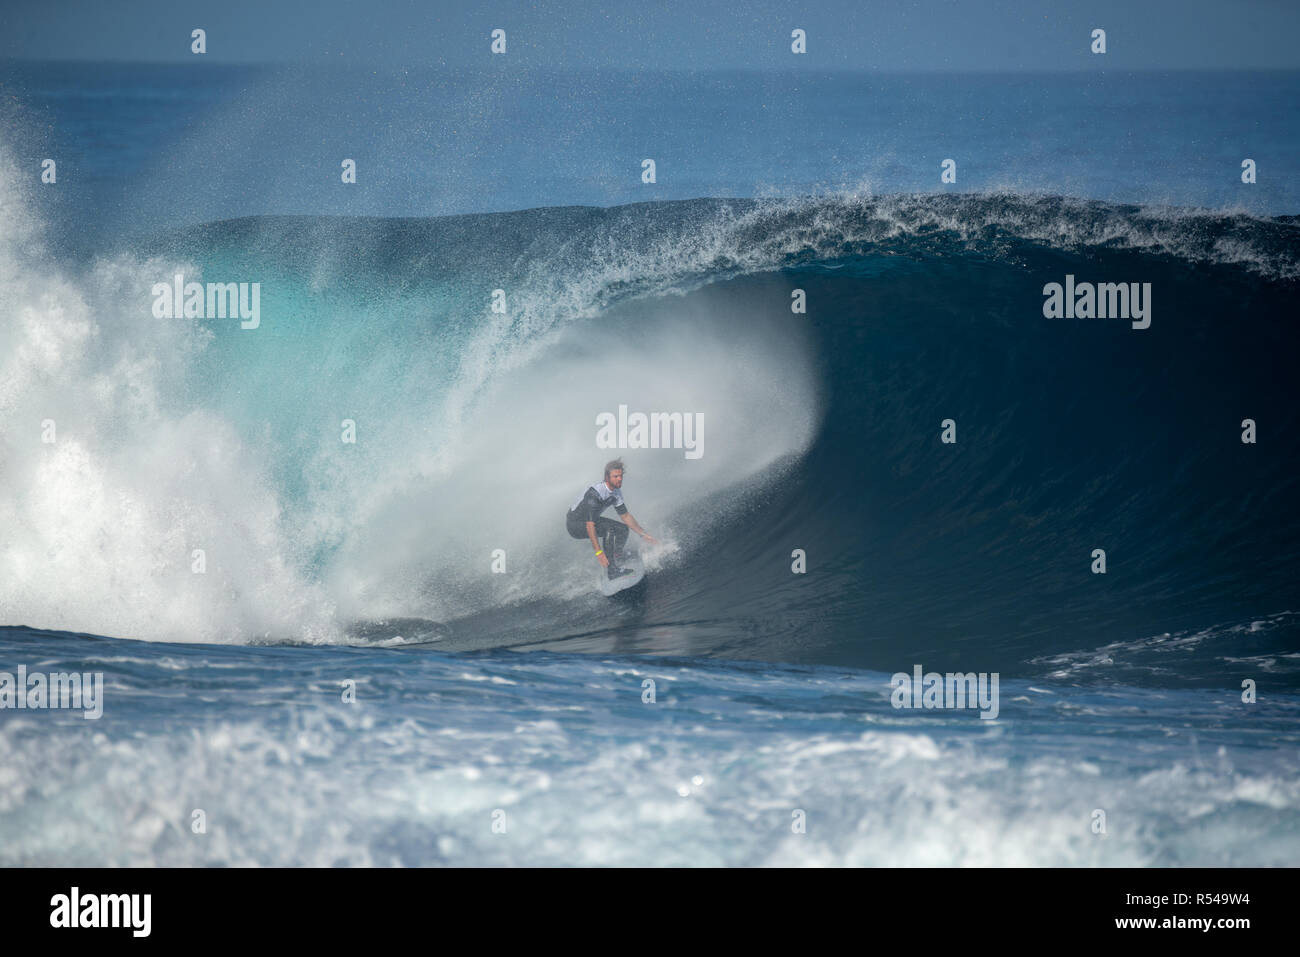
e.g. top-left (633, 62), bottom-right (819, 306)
top-left (595, 549), bottom-right (603, 555)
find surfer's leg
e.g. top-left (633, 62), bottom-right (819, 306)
top-left (597, 519), bottom-right (629, 560)
top-left (598, 521), bottom-right (633, 579)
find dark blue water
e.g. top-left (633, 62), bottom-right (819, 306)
top-left (1, 63), bottom-right (1297, 865)
top-left (2, 63), bottom-right (1298, 255)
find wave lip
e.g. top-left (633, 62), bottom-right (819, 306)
top-left (173, 191), bottom-right (1300, 286)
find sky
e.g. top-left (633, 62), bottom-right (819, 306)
top-left (2, 0), bottom-right (1299, 71)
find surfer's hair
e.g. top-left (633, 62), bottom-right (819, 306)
top-left (604, 458), bottom-right (625, 479)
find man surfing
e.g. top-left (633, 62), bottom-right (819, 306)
top-left (566, 458), bottom-right (659, 580)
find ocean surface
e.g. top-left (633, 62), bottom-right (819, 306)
top-left (1, 63), bottom-right (1298, 865)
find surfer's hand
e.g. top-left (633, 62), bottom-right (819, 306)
top-left (597, 552), bottom-right (609, 567)
top-left (642, 534), bottom-right (659, 545)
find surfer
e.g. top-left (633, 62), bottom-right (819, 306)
top-left (567, 458), bottom-right (659, 579)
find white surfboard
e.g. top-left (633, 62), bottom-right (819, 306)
top-left (598, 549), bottom-right (645, 596)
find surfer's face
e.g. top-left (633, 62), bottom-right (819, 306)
top-left (607, 469), bottom-right (623, 488)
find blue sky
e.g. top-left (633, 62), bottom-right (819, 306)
top-left (3, 0), bottom-right (1298, 70)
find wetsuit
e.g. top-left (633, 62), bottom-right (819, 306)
top-left (566, 481), bottom-right (630, 560)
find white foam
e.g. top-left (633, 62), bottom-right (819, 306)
top-left (0, 146), bottom-right (339, 643)
top-left (3, 686), bottom-right (1294, 866)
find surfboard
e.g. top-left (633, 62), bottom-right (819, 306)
top-left (598, 548), bottom-right (645, 596)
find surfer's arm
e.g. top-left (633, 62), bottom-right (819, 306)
top-left (585, 521), bottom-right (610, 566)
top-left (621, 513), bottom-right (658, 545)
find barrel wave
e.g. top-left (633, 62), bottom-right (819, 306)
top-left (2, 178), bottom-right (1298, 690)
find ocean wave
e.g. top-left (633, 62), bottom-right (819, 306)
top-left (3, 140), bottom-right (1297, 670)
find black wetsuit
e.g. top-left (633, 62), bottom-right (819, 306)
top-left (566, 481), bottom-right (630, 559)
